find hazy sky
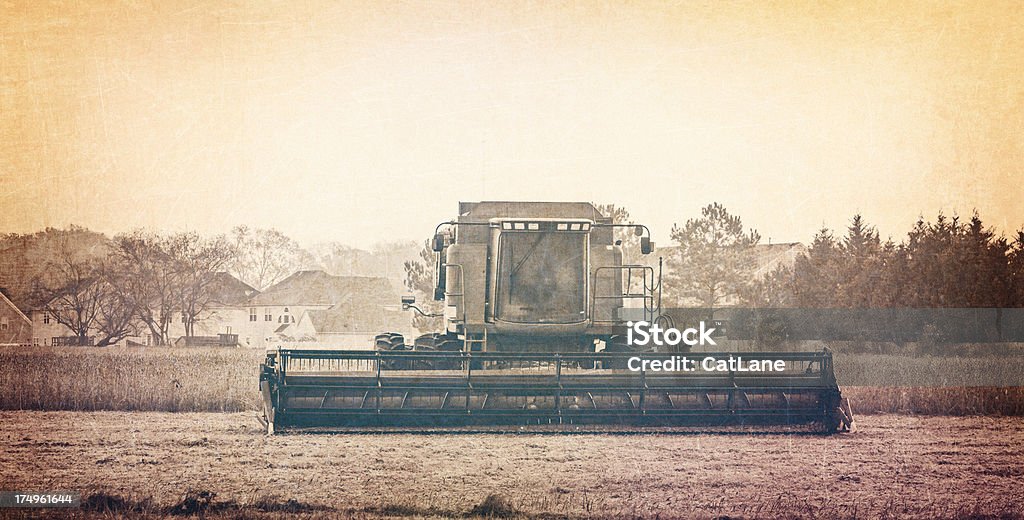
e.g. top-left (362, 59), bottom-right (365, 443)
top-left (2, 1), bottom-right (1022, 248)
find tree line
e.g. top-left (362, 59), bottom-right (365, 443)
top-left (667, 204), bottom-right (1024, 310)
top-left (18, 204), bottom-right (1024, 346)
top-left (21, 226), bottom-right (420, 346)
top-left (36, 231), bottom-right (235, 346)
top-left (30, 226), bottom-right (334, 346)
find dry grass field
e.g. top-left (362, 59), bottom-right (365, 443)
top-left (1, 411), bottom-right (1022, 519)
top-left (0, 346), bottom-right (260, 412)
top-left (1, 346), bottom-right (1022, 415)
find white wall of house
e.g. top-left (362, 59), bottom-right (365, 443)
top-left (163, 306), bottom-right (251, 345)
top-left (236, 304), bottom-right (330, 347)
top-left (28, 310), bottom-right (91, 346)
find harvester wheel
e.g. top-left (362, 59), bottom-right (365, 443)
top-left (436, 338), bottom-right (461, 351)
top-left (374, 333), bottom-right (394, 351)
top-left (412, 333), bottom-right (463, 369)
top-left (412, 333), bottom-right (440, 369)
top-left (413, 333), bottom-right (442, 349)
top-left (603, 335), bottom-right (634, 369)
top-left (436, 336), bottom-right (463, 369)
top-left (375, 332), bottom-right (410, 369)
top-left (388, 333), bottom-right (406, 350)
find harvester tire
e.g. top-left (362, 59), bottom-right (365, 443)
top-left (413, 333), bottom-right (442, 349)
top-left (412, 333), bottom-right (440, 369)
top-left (375, 332), bottom-right (411, 369)
top-left (603, 335), bottom-right (634, 369)
top-left (374, 333), bottom-right (394, 351)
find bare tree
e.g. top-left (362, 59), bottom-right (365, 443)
top-left (404, 239), bottom-right (443, 333)
top-left (594, 204), bottom-right (643, 265)
top-left (228, 226), bottom-right (306, 290)
top-left (171, 232), bottom-right (236, 339)
top-left (40, 247), bottom-right (103, 346)
top-left (92, 266), bottom-right (140, 347)
top-left (114, 232), bottom-right (181, 346)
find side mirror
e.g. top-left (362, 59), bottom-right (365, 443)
top-left (401, 295), bottom-right (416, 306)
top-left (641, 236), bottom-right (653, 255)
top-left (431, 233), bottom-right (445, 252)
top-left (634, 225), bottom-right (644, 236)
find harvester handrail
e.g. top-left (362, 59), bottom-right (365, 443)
top-left (592, 264), bottom-right (659, 325)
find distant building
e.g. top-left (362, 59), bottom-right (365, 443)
top-left (241, 270), bottom-right (411, 347)
top-left (295, 301), bottom-right (410, 349)
top-left (0, 289), bottom-right (32, 346)
top-left (26, 301), bottom-right (82, 347)
top-left (750, 242), bottom-right (807, 279)
top-left (167, 272), bottom-right (259, 346)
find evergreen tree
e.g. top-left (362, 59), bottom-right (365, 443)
top-left (1010, 230), bottom-right (1024, 307)
top-left (791, 227), bottom-right (841, 307)
top-left (666, 203), bottom-right (760, 314)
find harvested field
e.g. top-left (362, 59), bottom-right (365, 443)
top-left (1, 411), bottom-right (1022, 519)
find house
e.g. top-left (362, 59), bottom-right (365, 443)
top-left (26, 302), bottom-right (83, 346)
top-left (294, 300), bottom-right (410, 349)
top-left (0, 289), bottom-right (32, 346)
top-left (17, 289), bottom-right (89, 346)
top-left (167, 272), bottom-right (260, 346)
top-left (241, 270), bottom-right (411, 347)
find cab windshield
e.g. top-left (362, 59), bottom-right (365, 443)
top-left (494, 231), bottom-right (587, 323)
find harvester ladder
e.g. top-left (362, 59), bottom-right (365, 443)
top-left (462, 329), bottom-right (487, 354)
top-left (461, 329), bottom-right (486, 413)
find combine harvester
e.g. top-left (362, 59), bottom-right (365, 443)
top-left (259, 202), bottom-right (854, 433)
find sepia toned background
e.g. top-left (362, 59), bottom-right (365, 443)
top-left (2, 0), bottom-right (1022, 248)
top-left (2, 2), bottom-right (1024, 518)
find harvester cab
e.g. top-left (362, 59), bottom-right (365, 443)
top-left (259, 201), bottom-right (854, 434)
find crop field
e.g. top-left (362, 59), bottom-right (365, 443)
top-left (2, 411), bottom-right (1022, 519)
top-left (1, 346), bottom-right (1023, 415)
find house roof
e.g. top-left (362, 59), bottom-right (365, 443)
top-left (250, 270), bottom-right (398, 307)
top-left (0, 290), bottom-right (31, 325)
top-left (208, 272), bottom-right (259, 306)
top-left (14, 293), bottom-right (49, 314)
top-left (304, 302), bottom-right (410, 334)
